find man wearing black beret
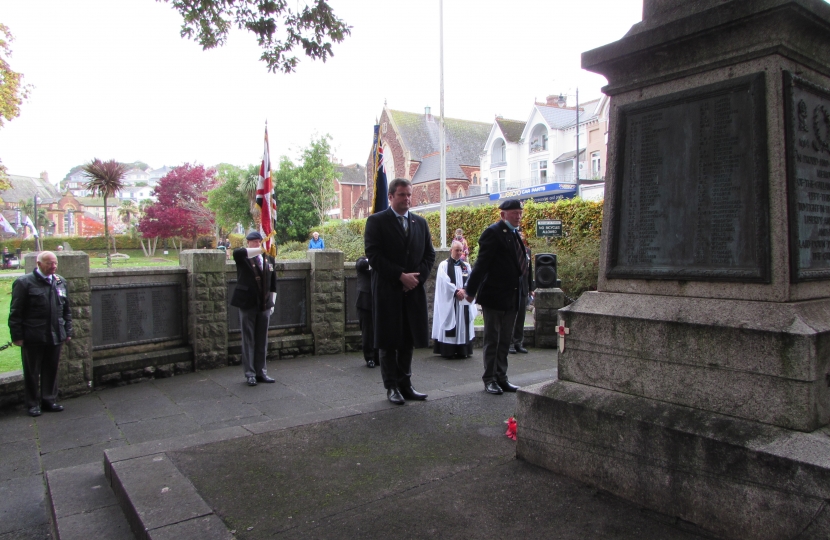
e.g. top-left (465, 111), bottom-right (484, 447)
top-left (231, 231), bottom-right (278, 386)
top-left (465, 198), bottom-right (528, 395)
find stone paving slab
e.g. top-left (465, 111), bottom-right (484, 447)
top-left (0, 475), bottom-right (50, 536)
top-left (109, 454), bottom-right (214, 537)
top-left (160, 391), bottom-right (708, 539)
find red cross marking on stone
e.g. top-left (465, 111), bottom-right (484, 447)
top-left (556, 322), bottom-right (570, 352)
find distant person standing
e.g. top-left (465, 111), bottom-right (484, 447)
top-left (364, 178), bottom-right (436, 404)
top-left (9, 251), bottom-right (73, 417)
top-left (454, 228), bottom-right (469, 261)
top-left (231, 231), bottom-right (278, 386)
top-left (465, 199), bottom-right (527, 395)
top-left (355, 256), bottom-right (378, 368)
top-left (509, 231), bottom-right (534, 354)
top-left (432, 241), bottom-right (476, 358)
top-left (308, 232), bottom-right (325, 250)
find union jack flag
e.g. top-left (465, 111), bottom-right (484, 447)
top-left (256, 123), bottom-right (277, 257)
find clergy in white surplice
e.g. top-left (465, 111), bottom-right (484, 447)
top-left (432, 241), bottom-right (477, 358)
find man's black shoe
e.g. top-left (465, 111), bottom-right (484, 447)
top-left (256, 375), bottom-right (276, 383)
top-left (485, 381), bottom-right (503, 395)
top-left (28, 407), bottom-right (41, 417)
top-left (514, 345), bottom-right (528, 353)
top-left (508, 346), bottom-right (517, 354)
top-left (366, 360), bottom-right (376, 368)
top-left (41, 403), bottom-right (64, 412)
top-left (497, 380), bottom-right (519, 392)
top-left (400, 386), bottom-right (427, 401)
top-left (247, 376), bottom-right (257, 386)
top-left (387, 387), bottom-right (406, 405)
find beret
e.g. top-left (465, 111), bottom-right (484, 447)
top-left (498, 199), bottom-right (523, 210)
top-left (245, 231), bottom-right (264, 241)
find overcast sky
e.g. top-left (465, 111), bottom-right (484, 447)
top-left (1, 0), bottom-right (643, 183)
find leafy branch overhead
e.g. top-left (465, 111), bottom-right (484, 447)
top-left (161, 0), bottom-right (352, 73)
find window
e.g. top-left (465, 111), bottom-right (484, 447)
top-left (484, 177), bottom-right (490, 193)
top-left (591, 152), bottom-right (601, 178)
top-left (498, 141), bottom-right (506, 162)
top-left (530, 124), bottom-right (548, 153)
top-left (497, 170), bottom-right (505, 192)
top-left (531, 161), bottom-right (548, 185)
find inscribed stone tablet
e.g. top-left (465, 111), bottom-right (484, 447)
top-left (608, 73), bottom-right (770, 282)
top-left (785, 72), bottom-right (830, 281)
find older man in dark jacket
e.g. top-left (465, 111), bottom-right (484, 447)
top-left (9, 251), bottom-right (73, 417)
top-left (231, 231), bottom-right (278, 386)
top-left (364, 178), bottom-right (436, 404)
top-left (465, 199), bottom-right (527, 395)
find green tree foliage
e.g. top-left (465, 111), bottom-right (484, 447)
top-left (162, 0), bottom-right (352, 73)
top-left (205, 163), bottom-right (259, 234)
top-left (273, 135), bottom-right (338, 243)
top-left (18, 199), bottom-right (53, 231)
top-left (0, 24), bottom-right (30, 188)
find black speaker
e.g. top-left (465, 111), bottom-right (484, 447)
top-left (535, 253), bottom-right (560, 288)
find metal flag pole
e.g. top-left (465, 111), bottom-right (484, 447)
top-left (439, 0), bottom-right (447, 248)
top-left (575, 87), bottom-right (580, 185)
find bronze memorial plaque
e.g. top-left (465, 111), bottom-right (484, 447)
top-left (92, 283), bottom-right (183, 350)
top-left (608, 73), bottom-right (770, 281)
top-left (785, 72), bottom-right (830, 282)
top-left (227, 278), bottom-right (307, 332)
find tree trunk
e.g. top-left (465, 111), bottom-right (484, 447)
top-left (104, 195), bottom-right (111, 268)
top-left (140, 238), bottom-right (149, 257)
top-left (152, 236), bottom-right (158, 256)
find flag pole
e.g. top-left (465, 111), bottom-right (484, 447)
top-left (439, 0), bottom-right (447, 249)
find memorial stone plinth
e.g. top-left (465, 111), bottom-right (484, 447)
top-left (180, 251), bottom-right (227, 370)
top-left (309, 250), bottom-right (345, 355)
top-left (516, 1), bottom-right (830, 539)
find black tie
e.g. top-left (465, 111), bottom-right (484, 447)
top-left (514, 231), bottom-right (528, 276)
top-left (399, 215), bottom-right (408, 236)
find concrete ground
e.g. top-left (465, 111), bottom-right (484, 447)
top-left (0, 348), bottom-right (711, 539)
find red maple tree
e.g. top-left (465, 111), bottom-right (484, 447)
top-left (138, 164), bottom-right (216, 247)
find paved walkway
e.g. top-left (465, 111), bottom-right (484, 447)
top-left (0, 349), bottom-right (709, 539)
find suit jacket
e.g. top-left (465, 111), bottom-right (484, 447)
top-left (230, 248), bottom-right (278, 311)
top-left (355, 256), bottom-right (373, 311)
top-left (466, 220), bottom-right (528, 311)
top-left (521, 246), bottom-right (535, 297)
top-left (9, 271), bottom-right (73, 345)
top-left (364, 208), bottom-right (436, 349)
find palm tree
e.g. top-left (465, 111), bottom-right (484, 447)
top-left (82, 158), bottom-right (127, 268)
top-left (118, 200), bottom-right (137, 225)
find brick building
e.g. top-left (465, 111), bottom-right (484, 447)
top-left (358, 106), bottom-right (490, 214)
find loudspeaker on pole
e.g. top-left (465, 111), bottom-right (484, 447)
top-left (535, 253), bottom-right (561, 288)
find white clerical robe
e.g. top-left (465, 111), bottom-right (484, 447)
top-left (431, 259), bottom-right (477, 345)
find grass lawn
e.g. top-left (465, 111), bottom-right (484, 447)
top-left (0, 278), bottom-right (20, 374)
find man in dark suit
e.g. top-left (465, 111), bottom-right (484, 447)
top-left (355, 256), bottom-right (378, 368)
top-left (231, 231), bottom-right (278, 386)
top-left (465, 199), bottom-right (527, 395)
top-left (9, 251), bottom-right (73, 417)
top-left (364, 178), bottom-right (436, 404)
top-left (510, 231), bottom-right (534, 354)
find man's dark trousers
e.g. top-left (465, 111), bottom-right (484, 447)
top-left (482, 306), bottom-right (518, 384)
top-left (239, 308), bottom-right (270, 378)
top-left (22, 343), bottom-right (62, 408)
top-left (512, 294), bottom-right (528, 347)
top-left (379, 308), bottom-right (414, 389)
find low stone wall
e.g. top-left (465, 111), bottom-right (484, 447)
top-left (0, 248), bottom-right (552, 407)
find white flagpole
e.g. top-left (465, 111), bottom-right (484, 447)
top-left (439, 0), bottom-right (447, 249)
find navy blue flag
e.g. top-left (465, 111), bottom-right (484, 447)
top-left (371, 124), bottom-right (388, 214)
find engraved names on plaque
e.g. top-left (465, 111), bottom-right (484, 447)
top-left (785, 72), bottom-right (830, 281)
top-left (608, 73), bottom-right (770, 281)
top-left (92, 284), bottom-right (182, 349)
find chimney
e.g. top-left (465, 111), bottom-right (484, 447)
top-left (40, 171), bottom-right (49, 182)
top-left (425, 106), bottom-right (433, 122)
top-left (546, 95), bottom-right (563, 107)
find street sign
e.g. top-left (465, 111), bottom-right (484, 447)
top-left (537, 219), bottom-right (562, 237)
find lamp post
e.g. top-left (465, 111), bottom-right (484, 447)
top-left (438, 0), bottom-right (447, 248)
top-left (558, 89), bottom-right (581, 185)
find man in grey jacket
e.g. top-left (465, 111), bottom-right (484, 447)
top-left (9, 251), bottom-right (73, 417)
